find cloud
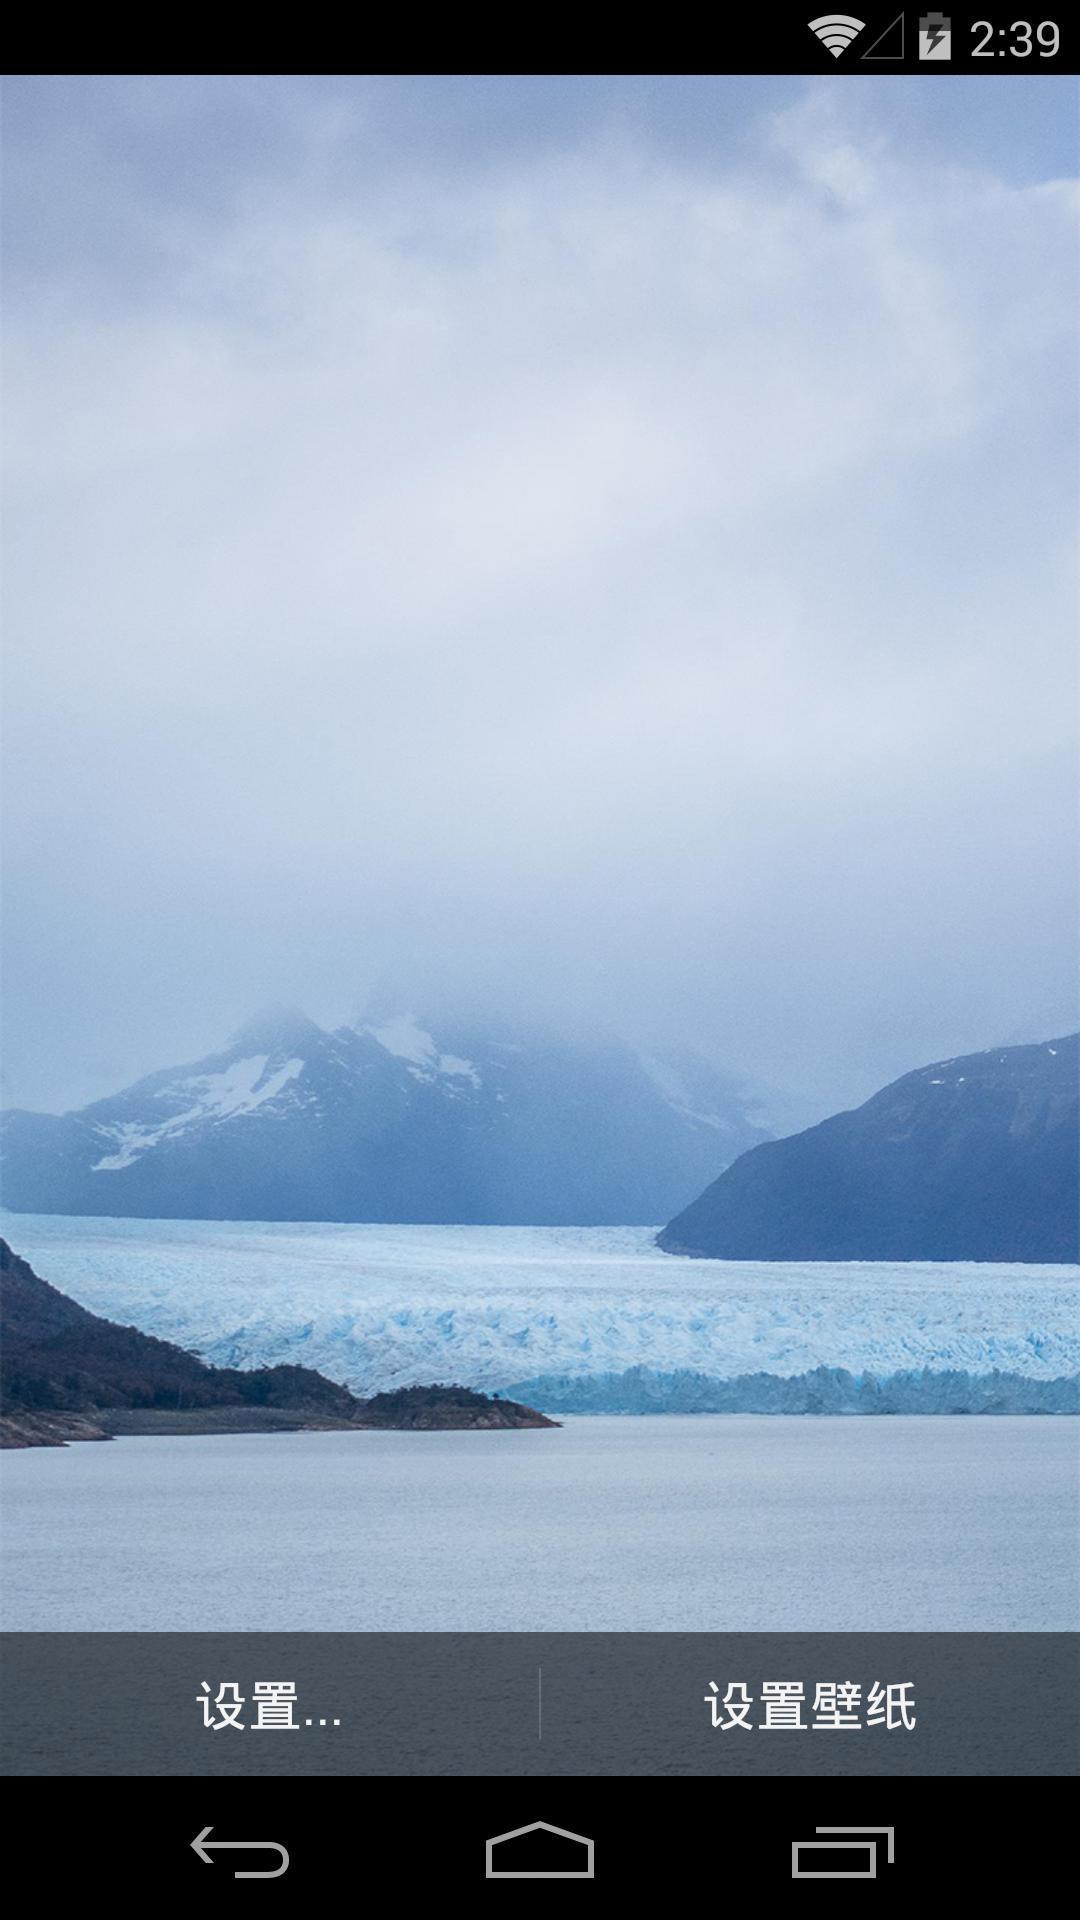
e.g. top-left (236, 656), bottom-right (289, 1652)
top-left (2, 78), bottom-right (1076, 1114)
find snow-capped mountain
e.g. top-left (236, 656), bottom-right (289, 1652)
top-left (0, 1009), bottom-right (768, 1224)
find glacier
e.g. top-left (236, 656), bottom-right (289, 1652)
top-left (3, 1213), bottom-right (1077, 1405)
top-left (501, 1364), bottom-right (1080, 1414)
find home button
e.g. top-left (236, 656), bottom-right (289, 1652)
top-left (486, 1820), bottom-right (595, 1879)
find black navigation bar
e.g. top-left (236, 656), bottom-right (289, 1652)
top-left (0, 1773), bottom-right (1070, 1904)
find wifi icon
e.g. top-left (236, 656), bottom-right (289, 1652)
top-left (808, 13), bottom-right (867, 56)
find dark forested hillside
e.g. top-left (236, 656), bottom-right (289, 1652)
top-left (0, 1237), bottom-right (358, 1416)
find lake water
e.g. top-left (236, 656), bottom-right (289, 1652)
top-left (2, 1415), bottom-right (1076, 1632)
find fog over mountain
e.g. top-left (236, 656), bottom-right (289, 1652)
top-left (0, 1008), bottom-right (768, 1224)
top-left (2, 75), bottom-right (1076, 1119)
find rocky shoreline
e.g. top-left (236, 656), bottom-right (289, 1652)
top-left (2, 1392), bottom-right (558, 1448)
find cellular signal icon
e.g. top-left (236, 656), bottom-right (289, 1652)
top-left (808, 14), bottom-right (867, 57)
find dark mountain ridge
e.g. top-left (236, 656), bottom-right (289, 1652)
top-left (658, 1034), bottom-right (1079, 1263)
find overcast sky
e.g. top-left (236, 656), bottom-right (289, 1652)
top-left (2, 74), bottom-right (1077, 1120)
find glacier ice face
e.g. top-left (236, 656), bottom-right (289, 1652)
top-left (3, 1213), bottom-right (1077, 1399)
top-left (501, 1364), bottom-right (1080, 1414)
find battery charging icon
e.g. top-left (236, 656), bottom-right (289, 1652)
top-left (919, 11), bottom-right (952, 57)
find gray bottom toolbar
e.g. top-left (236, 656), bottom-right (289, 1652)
top-left (1, 1632), bottom-right (1075, 1775)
